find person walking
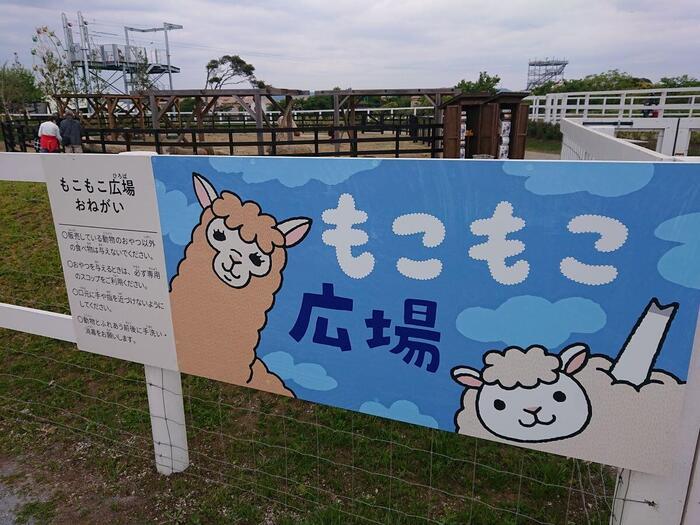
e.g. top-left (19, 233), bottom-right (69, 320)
top-left (37, 114), bottom-right (62, 153)
top-left (59, 110), bottom-right (83, 153)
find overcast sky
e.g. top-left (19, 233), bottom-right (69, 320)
top-left (1, 0), bottom-right (698, 91)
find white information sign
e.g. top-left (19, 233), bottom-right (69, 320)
top-left (43, 154), bottom-right (178, 370)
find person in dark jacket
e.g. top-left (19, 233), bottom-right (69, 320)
top-left (59, 110), bottom-right (83, 153)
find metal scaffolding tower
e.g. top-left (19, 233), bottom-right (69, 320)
top-left (526, 58), bottom-right (568, 91)
top-left (61, 12), bottom-right (182, 94)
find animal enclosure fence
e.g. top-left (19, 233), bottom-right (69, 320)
top-left (1, 152), bottom-right (699, 524)
top-left (0, 155), bottom-right (640, 524)
top-left (1, 118), bottom-right (441, 158)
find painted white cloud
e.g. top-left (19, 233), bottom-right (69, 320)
top-left (155, 180), bottom-right (202, 246)
top-left (209, 157), bottom-right (380, 188)
top-left (359, 400), bottom-right (438, 429)
top-left (655, 212), bottom-right (700, 290)
top-left (262, 351), bottom-right (338, 391)
top-left (456, 295), bottom-right (607, 348)
top-left (503, 162), bottom-right (654, 197)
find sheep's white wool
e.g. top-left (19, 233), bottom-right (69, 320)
top-left (482, 346), bottom-right (560, 388)
top-left (454, 356), bottom-right (685, 473)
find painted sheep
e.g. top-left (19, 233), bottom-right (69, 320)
top-left (452, 343), bottom-right (592, 443)
top-left (451, 298), bottom-right (682, 455)
top-left (169, 173), bottom-right (312, 396)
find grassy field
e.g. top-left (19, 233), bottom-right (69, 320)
top-left (0, 181), bottom-right (616, 524)
top-left (524, 139), bottom-right (562, 155)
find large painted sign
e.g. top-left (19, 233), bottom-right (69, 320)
top-left (41, 155), bottom-right (700, 473)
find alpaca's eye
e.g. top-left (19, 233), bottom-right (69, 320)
top-left (493, 399), bottom-right (506, 411)
top-left (553, 391), bottom-right (567, 403)
top-left (249, 253), bottom-right (264, 267)
top-left (213, 229), bottom-right (226, 242)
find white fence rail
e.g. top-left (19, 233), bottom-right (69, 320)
top-left (560, 118), bottom-right (700, 160)
top-left (555, 120), bottom-right (700, 524)
top-left (527, 87), bottom-right (700, 123)
top-left (0, 152), bottom-right (189, 476)
top-left (1, 151), bottom-right (699, 523)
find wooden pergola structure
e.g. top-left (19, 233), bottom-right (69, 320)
top-left (51, 87), bottom-right (459, 155)
top-left (313, 88), bottom-right (460, 152)
top-left (55, 88), bottom-right (309, 154)
top-left (141, 88), bottom-right (309, 154)
top-left (53, 94), bottom-right (149, 129)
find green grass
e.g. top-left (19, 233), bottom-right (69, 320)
top-left (0, 181), bottom-right (616, 524)
top-left (525, 138), bottom-right (562, 154)
top-left (16, 501), bottom-right (57, 525)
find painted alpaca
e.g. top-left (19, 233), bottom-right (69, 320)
top-left (170, 173), bottom-right (312, 397)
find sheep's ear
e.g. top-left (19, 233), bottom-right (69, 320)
top-left (560, 343), bottom-right (589, 374)
top-left (192, 172), bottom-right (218, 208)
top-left (451, 367), bottom-right (483, 388)
top-left (278, 217), bottom-right (312, 247)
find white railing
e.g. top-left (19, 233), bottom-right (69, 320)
top-left (560, 117), bottom-right (699, 162)
top-left (527, 87), bottom-right (700, 123)
top-left (13, 106), bottom-right (436, 121)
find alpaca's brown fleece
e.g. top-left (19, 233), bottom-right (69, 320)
top-left (170, 196), bottom-right (294, 397)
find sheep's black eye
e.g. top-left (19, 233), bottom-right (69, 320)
top-left (493, 399), bottom-right (506, 411)
top-left (553, 391), bottom-right (567, 402)
top-left (249, 253), bottom-right (264, 267)
top-left (213, 229), bottom-right (226, 242)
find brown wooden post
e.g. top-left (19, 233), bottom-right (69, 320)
top-left (149, 93), bottom-right (159, 129)
top-left (107, 99), bottom-right (118, 141)
top-left (333, 93), bottom-right (340, 153)
top-left (194, 98), bottom-right (205, 142)
top-left (477, 103), bottom-right (500, 157)
top-left (251, 93), bottom-right (263, 155)
top-left (284, 95), bottom-right (293, 142)
top-left (442, 105), bottom-right (460, 158)
top-left (510, 103), bottom-right (529, 159)
top-left (434, 93), bottom-right (443, 156)
top-left (349, 96), bottom-right (357, 157)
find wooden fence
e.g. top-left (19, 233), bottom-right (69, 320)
top-left (2, 119), bottom-right (441, 158)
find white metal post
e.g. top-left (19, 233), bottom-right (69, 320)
top-left (123, 28), bottom-right (130, 93)
top-left (144, 365), bottom-right (189, 475)
top-left (0, 153), bottom-right (190, 478)
top-left (163, 23), bottom-right (173, 91)
top-left (611, 311), bottom-right (700, 525)
top-left (77, 11), bottom-right (91, 92)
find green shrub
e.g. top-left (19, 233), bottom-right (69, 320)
top-left (527, 121), bottom-right (562, 141)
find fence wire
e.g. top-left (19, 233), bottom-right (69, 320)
top-left (0, 343), bottom-right (640, 524)
top-left (0, 176), bottom-right (651, 524)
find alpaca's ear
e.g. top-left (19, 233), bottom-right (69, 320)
top-left (560, 343), bottom-right (589, 375)
top-left (451, 367), bottom-right (483, 388)
top-left (192, 172), bottom-right (218, 208)
top-left (278, 217), bottom-right (312, 247)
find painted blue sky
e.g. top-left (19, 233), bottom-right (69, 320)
top-left (153, 157), bottom-right (700, 432)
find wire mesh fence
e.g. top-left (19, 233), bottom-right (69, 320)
top-left (0, 179), bottom-right (644, 524)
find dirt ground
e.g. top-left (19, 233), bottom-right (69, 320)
top-left (4, 130), bottom-right (560, 158)
top-left (0, 456), bottom-right (54, 524)
top-left (80, 130), bottom-right (437, 157)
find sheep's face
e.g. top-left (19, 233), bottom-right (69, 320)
top-left (476, 374), bottom-right (591, 443)
top-left (206, 218), bottom-right (272, 288)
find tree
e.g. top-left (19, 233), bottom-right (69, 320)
top-left (531, 69), bottom-right (655, 95)
top-left (295, 87), bottom-right (343, 111)
top-left (456, 71), bottom-right (501, 94)
top-left (31, 26), bottom-right (78, 98)
top-left (0, 54), bottom-right (43, 118)
top-left (657, 75), bottom-right (700, 88)
top-left (204, 55), bottom-right (263, 90)
top-left (128, 48), bottom-right (157, 92)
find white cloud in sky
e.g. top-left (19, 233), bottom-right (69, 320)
top-left (1, 0), bottom-right (698, 91)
